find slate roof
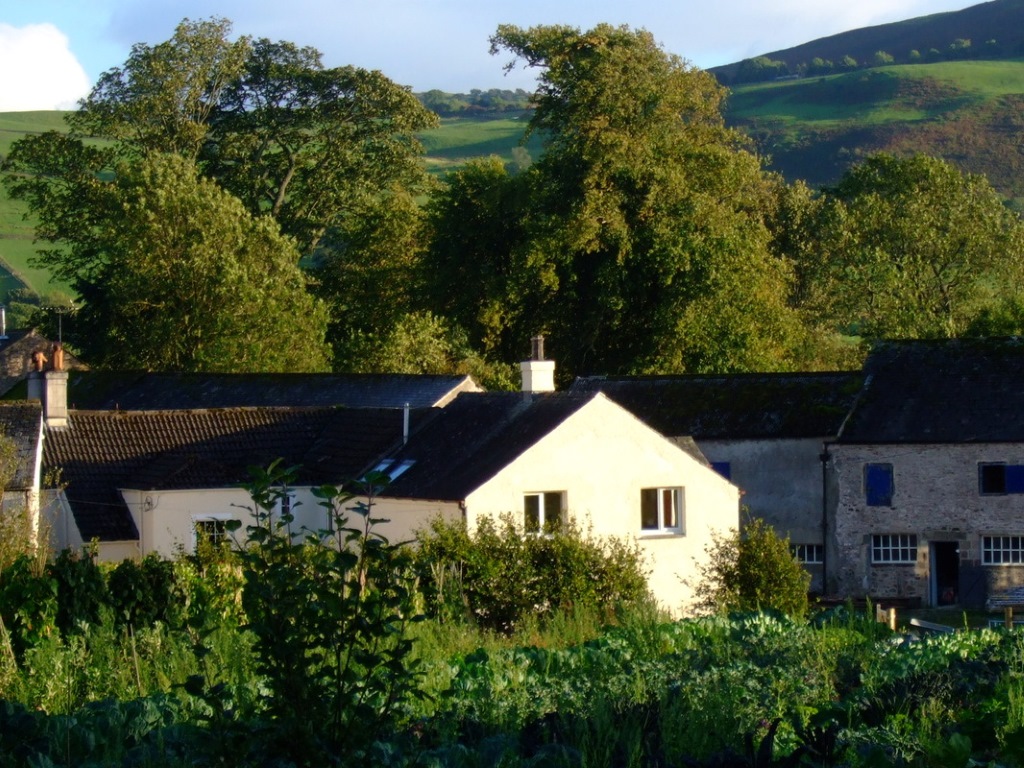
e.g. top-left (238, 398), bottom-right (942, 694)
top-left (382, 392), bottom-right (603, 502)
top-left (60, 371), bottom-right (479, 411)
top-left (569, 373), bottom-right (863, 439)
top-left (0, 402), bottom-right (41, 490)
top-left (44, 406), bottom-right (426, 541)
top-left (838, 338), bottom-right (1024, 444)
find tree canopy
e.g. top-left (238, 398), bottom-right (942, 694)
top-left (61, 18), bottom-right (439, 256)
top-left (423, 24), bottom-right (804, 377)
top-left (793, 153), bottom-right (1024, 340)
top-left (3, 17), bottom-right (435, 370)
top-left (26, 153), bottom-right (331, 371)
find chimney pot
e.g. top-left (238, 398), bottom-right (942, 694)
top-left (530, 335), bottom-right (545, 361)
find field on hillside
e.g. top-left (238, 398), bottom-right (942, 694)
top-left (725, 59), bottom-right (1024, 203)
top-left (727, 60), bottom-right (1024, 127)
top-left (419, 115), bottom-right (543, 175)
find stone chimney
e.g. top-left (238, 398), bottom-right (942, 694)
top-left (520, 335), bottom-right (555, 393)
top-left (27, 344), bottom-right (68, 428)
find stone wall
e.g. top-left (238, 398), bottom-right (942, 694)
top-left (830, 443), bottom-right (1024, 605)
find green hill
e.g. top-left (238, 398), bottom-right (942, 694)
top-left (724, 59), bottom-right (1024, 206)
top-left (712, 0), bottom-right (1024, 84)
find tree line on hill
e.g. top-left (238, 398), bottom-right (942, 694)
top-left (3, 18), bottom-right (1024, 385)
top-left (729, 36), bottom-right (1006, 84)
top-left (415, 88), bottom-right (533, 117)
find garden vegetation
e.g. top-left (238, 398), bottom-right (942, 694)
top-left (1, 468), bottom-right (1024, 765)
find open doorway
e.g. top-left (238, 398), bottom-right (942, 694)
top-left (931, 541), bottom-right (960, 606)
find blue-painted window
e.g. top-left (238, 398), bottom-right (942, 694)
top-left (979, 463), bottom-right (1024, 495)
top-left (710, 461), bottom-right (732, 480)
top-left (865, 463), bottom-right (893, 507)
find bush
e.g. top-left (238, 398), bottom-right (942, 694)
top-left (49, 548), bottom-right (107, 636)
top-left (415, 514), bottom-right (650, 633)
top-left (106, 554), bottom-right (176, 630)
top-left (233, 460), bottom-right (424, 761)
top-left (695, 517), bottom-right (811, 618)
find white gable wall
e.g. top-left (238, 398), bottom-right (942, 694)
top-left (463, 395), bottom-right (739, 615)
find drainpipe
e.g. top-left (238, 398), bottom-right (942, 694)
top-left (820, 446), bottom-right (830, 597)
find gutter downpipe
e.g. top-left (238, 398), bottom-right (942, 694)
top-left (820, 446), bottom-right (830, 596)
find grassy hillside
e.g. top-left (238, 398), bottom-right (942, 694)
top-left (726, 59), bottom-right (1024, 205)
top-left (0, 112), bottom-right (73, 299)
top-left (420, 116), bottom-right (541, 175)
top-left (712, 0), bottom-right (1024, 84)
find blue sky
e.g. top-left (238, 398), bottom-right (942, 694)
top-left (1, 0), bottom-right (979, 111)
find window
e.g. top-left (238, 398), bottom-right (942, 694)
top-left (865, 463), bottom-right (894, 507)
top-left (983, 535), bottom-right (1024, 564)
top-left (640, 487), bottom-right (684, 533)
top-left (979, 463), bottom-right (1024, 495)
top-left (710, 461), bottom-right (732, 480)
top-left (871, 533), bottom-right (917, 564)
top-left (195, 518), bottom-right (240, 548)
top-left (791, 543), bottom-right (823, 564)
top-left (524, 491), bottom-right (564, 534)
top-left (371, 458), bottom-right (416, 481)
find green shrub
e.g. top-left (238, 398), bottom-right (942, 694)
top-left (0, 555), bottom-right (57, 657)
top-left (415, 514), bottom-right (651, 633)
top-left (49, 548), bottom-right (107, 636)
top-left (233, 460), bottom-right (424, 762)
top-left (106, 554), bottom-right (176, 630)
top-left (695, 517), bottom-right (811, 618)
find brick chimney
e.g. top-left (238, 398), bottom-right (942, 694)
top-left (520, 335), bottom-right (555, 393)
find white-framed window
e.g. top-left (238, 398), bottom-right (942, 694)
top-left (791, 543), bottom-right (823, 564)
top-left (194, 517), bottom-right (241, 549)
top-left (524, 491), bottom-right (564, 534)
top-left (871, 533), bottom-right (917, 564)
top-left (640, 487), bottom-right (684, 533)
top-left (982, 535), bottom-right (1024, 565)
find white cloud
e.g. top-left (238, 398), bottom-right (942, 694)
top-left (0, 23), bottom-right (91, 111)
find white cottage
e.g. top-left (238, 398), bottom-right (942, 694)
top-left (570, 373), bottom-right (863, 593)
top-left (374, 391), bottom-right (741, 615)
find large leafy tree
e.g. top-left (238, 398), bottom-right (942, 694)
top-left (4, 17), bottom-right (436, 369)
top-left (426, 24), bottom-right (803, 376)
top-left (795, 153), bottom-right (1024, 339)
top-left (424, 157), bottom-right (536, 358)
top-left (61, 18), bottom-right (438, 256)
top-left (11, 152), bottom-right (331, 371)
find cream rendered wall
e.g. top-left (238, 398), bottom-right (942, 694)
top-left (463, 395), bottom-right (740, 615)
top-left (363, 497), bottom-right (462, 544)
top-left (115, 486), bottom-right (458, 558)
top-left (42, 489), bottom-right (85, 552)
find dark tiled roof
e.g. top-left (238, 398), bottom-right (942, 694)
top-left (44, 407), bottom-right (421, 541)
top-left (63, 371), bottom-right (479, 411)
top-left (0, 402), bottom-right (41, 489)
top-left (383, 392), bottom-right (599, 502)
top-left (839, 338), bottom-right (1024, 443)
top-left (569, 373), bottom-right (863, 439)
